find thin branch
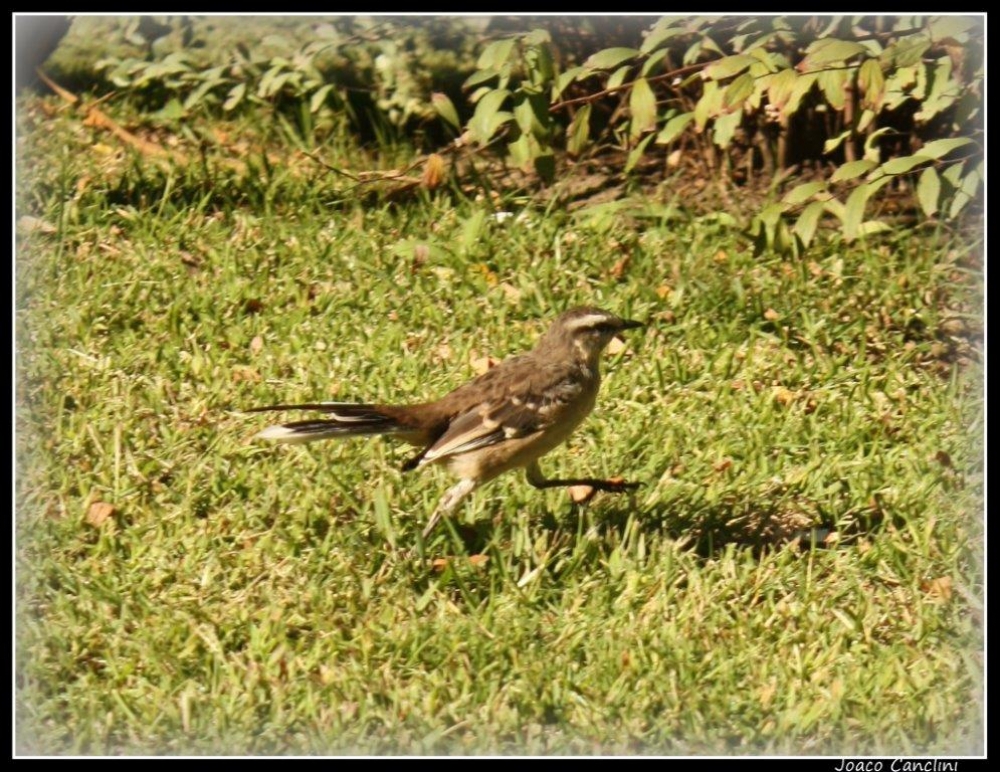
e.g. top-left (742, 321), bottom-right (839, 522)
top-left (549, 62), bottom-right (708, 113)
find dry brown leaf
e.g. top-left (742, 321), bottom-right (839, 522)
top-left (921, 576), bottom-right (953, 602)
top-left (243, 298), bottom-right (264, 315)
top-left (421, 153), bottom-right (446, 190)
top-left (610, 255), bottom-right (631, 279)
top-left (250, 335), bottom-right (264, 355)
top-left (477, 263), bottom-right (499, 286)
top-left (655, 284), bottom-right (672, 299)
top-left (499, 282), bottom-right (522, 304)
top-left (17, 215), bottom-right (57, 236)
top-left (435, 342), bottom-right (454, 362)
top-left (568, 485), bottom-right (596, 504)
top-left (86, 501), bottom-right (116, 527)
top-left (764, 308), bottom-right (781, 321)
top-left (232, 366), bottom-right (261, 383)
top-left (468, 554), bottom-right (490, 568)
top-left (606, 337), bottom-right (627, 356)
top-left (469, 352), bottom-right (498, 375)
top-left (773, 386), bottom-right (797, 406)
top-left (713, 458), bottom-right (733, 473)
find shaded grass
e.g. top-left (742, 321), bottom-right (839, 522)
top-left (15, 96), bottom-right (983, 755)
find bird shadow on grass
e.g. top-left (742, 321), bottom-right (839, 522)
top-left (416, 491), bottom-right (884, 567)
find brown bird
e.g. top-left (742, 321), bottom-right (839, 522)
top-left (249, 306), bottom-right (643, 538)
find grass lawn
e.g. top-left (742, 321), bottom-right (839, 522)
top-left (14, 91), bottom-right (983, 755)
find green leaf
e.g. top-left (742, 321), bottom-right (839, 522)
top-left (941, 160), bottom-right (965, 189)
top-left (831, 160), bottom-right (877, 182)
top-left (823, 130), bottom-right (851, 155)
top-left (464, 69), bottom-right (499, 90)
top-left (555, 66), bottom-right (586, 97)
top-left (843, 177), bottom-right (891, 241)
top-left (477, 38), bottom-right (517, 71)
top-left (914, 58), bottom-right (961, 124)
top-left (724, 73), bottom-right (755, 109)
top-left (919, 137), bottom-right (973, 159)
top-left (802, 39), bottom-right (868, 69)
top-left (469, 89), bottom-right (512, 144)
top-left (782, 181), bottom-right (828, 206)
top-left (880, 36), bottom-right (931, 69)
top-left (858, 59), bottom-right (885, 110)
top-left (759, 202), bottom-right (787, 229)
top-left (705, 54), bottom-right (758, 81)
top-left (460, 209), bottom-right (487, 253)
top-left (748, 46), bottom-right (782, 72)
top-left (584, 47), bottom-right (641, 71)
top-left (309, 84), bottom-right (335, 114)
top-left (523, 28), bottom-right (551, 46)
top-left (629, 77), bottom-right (657, 137)
top-left (431, 92), bottom-right (460, 130)
top-left (948, 163), bottom-right (982, 219)
top-left (794, 200), bottom-right (826, 247)
top-left (916, 167), bottom-right (941, 217)
top-left (641, 48), bottom-right (668, 77)
top-left (880, 155), bottom-right (932, 175)
top-left (655, 112), bottom-right (694, 145)
top-left (514, 93), bottom-right (551, 141)
top-left (784, 73), bottom-right (817, 116)
top-left (863, 127), bottom-right (895, 162)
top-left (566, 104), bottom-right (592, 157)
top-left (694, 80), bottom-right (723, 130)
top-left (819, 69), bottom-right (847, 111)
top-left (625, 134), bottom-right (655, 173)
top-left (607, 65), bottom-right (632, 92)
top-left (712, 109), bottom-right (743, 149)
top-left (641, 17), bottom-right (685, 54)
top-left (767, 68), bottom-right (797, 109)
top-left (856, 220), bottom-right (892, 237)
top-left (524, 32), bottom-right (555, 86)
top-left (856, 108), bottom-right (875, 133)
top-left (928, 15), bottom-right (978, 42)
top-left (223, 82), bottom-right (246, 112)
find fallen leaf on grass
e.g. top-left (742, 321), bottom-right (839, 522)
top-left (713, 458), bottom-right (733, 473)
top-left (610, 255), bottom-right (630, 279)
top-left (568, 485), bottom-right (596, 504)
top-left (606, 337), bottom-right (627, 356)
top-left (469, 352), bottom-right (498, 375)
top-left (17, 215), bottom-right (57, 236)
top-left (86, 501), bottom-right (116, 528)
top-left (921, 576), bottom-right (953, 602)
top-left (232, 366), bottom-right (261, 383)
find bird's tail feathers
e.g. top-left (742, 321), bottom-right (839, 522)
top-left (249, 402), bottom-right (409, 445)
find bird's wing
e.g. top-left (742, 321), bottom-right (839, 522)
top-left (418, 359), bottom-right (586, 465)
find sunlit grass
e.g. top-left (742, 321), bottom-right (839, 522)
top-left (15, 94), bottom-right (983, 755)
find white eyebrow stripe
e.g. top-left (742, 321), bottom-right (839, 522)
top-left (565, 313), bottom-right (612, 331)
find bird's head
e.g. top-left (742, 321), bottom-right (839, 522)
top-left (541, 306), bottom-right (644, 366)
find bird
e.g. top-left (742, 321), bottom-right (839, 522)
top-left (248, 306), bottom-right (644, 539)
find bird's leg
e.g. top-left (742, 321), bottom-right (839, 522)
top-left (525, 461), bottom-right (641, 493)
top-left (422, 478), bottom-right (478, 539)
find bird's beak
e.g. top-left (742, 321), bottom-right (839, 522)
top-left (612, 317), bottom-right (644, 344)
